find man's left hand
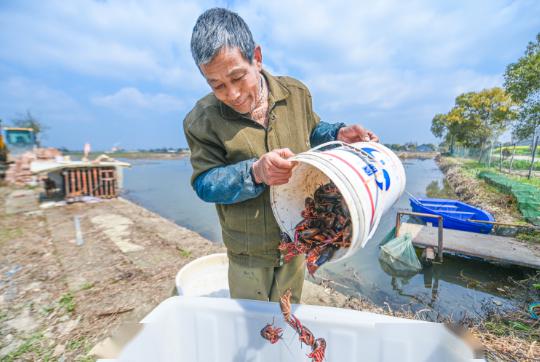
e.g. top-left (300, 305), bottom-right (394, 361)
top-left (337, 125), bottom-right (379, 143)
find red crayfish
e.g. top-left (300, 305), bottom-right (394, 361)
top-left (260, 318), bottom-right (283, 344)
top-left (279, 182), bottom-right (352, 275)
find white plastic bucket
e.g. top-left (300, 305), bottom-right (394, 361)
top-left (270, 141), bottom-right (406, 262)
top-left (175, 253), bottom-right (230, 298)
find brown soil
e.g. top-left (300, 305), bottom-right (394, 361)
top-left (0, 186), bottom-right (223, 361)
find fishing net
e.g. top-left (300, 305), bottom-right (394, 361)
top-left (379, 232), bottom-right (422, 278)
top-left (479, 171), bottom-right (540, 226)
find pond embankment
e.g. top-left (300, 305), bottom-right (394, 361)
top-left (435, 156), bottom-right (525, 225)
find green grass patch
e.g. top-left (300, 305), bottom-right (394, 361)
top-left (494, 145), bottom-right (539, 155)
top-left (499, 159), bottom-right (540, 171)
top-left (0, 227), bottom-right (23, 241)
top-left (41, 304), bottom-right (55, 316)
top-left (178, 248), bottom-right (192, 258)
top-left (2, 332), bottom-right (53, 362)
top-left (79, 282), bottom-right (95, 291)
top-left (505, 173), bottom-right (540, 188)
top-left (484, 319), bottom-right (532, 336)
top-left (59, 292), bottom-right (76, 313)
top-left (67, 337), bottom-right (87, 351)
top-left (516, 229), bottom-right (540, 243)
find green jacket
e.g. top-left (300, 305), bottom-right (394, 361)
top-left (184, 70), bottom-right (320, 267)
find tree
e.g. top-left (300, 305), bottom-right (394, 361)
top-left (12, 110), bottom-right (48, 146)
top-left (504, 33), bottom-right (540, 142)
top-left (431, 88), bottom-right (516, 160)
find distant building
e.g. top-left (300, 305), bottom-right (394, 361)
top-left (417, 144), bottom-right (435, 152)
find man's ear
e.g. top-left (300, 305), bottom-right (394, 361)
top-left (253, 45), bottom-right (263, 70)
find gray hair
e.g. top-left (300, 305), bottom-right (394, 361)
top-left (191, 8), bottom-right (256, 66)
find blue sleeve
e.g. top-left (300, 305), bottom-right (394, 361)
top-left (310, 121), bottom-right (346, 146)
top-left (193, 158), bottom-right (266, 204)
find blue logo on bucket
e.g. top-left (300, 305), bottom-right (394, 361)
top-left (362, 147), bottom-right (391, 191)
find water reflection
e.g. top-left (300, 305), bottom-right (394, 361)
top-left (425, 179), bottom-right (456, 199)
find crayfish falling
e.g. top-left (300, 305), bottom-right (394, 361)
top-left (279, 181), bottom-right (352, 275)
top-left (260, 318), bottom-right (283, 344)
top-left (261, 289), bottom-right (327, 361)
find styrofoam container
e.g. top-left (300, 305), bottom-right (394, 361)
top-left (175, 253), bottom-right (229, 298)
top-left (271, 141), bottom-right (406, 262)
top-left (117, 296), bottom-right (477, 362)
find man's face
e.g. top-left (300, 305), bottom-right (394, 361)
top-left (200, 46), bottom-right (262, 114)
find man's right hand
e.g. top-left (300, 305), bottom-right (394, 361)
top-left (252, 148), bottom-right (295, 185)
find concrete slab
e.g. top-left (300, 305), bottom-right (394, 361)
top-left (400, 222), bottom-right (540, 269)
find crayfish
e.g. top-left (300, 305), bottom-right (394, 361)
top-left (279, 181), bottom-right (352, 275)
top-left (260, 318), bottom-right (283, 344)
top-left (308, 338), bottom-right (327, 362)
top-left (266, 288), bottom-right (326, 362)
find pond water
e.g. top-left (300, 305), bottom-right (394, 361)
top-left (121, 157), bottom-right (528, 319)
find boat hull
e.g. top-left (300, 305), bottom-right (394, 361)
top-left (409, 198), bottom-right (494, 234)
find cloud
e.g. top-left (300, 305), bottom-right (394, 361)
top-left (0, 0), bottom-right (538, 148)
top-left (92, 87), bottom-right (184, 113)
top-left (0, 0), bottom-right (210, 89)
top-left (0, 77), bottom-right (92, 123)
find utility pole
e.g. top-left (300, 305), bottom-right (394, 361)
top-left (499, 143), bottom-right (502, 171)
top-left (528, 135), bottom-right (539, 179)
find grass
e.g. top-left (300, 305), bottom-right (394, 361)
top-left (494, 145), bottom-right (539, 155)
top-left (505, 173), bottom-right (540, 188)
top-left (66, 337), bottom-right (87, 351)
top-left (0, 227), bottom-right (23, 241)
top-left (40, 304), bottom-right (55, 316)
top-left (2, 332), bottom-right (54, 362)
top-left (79, 282), bottom-right (94, 291)
top-left (177, 247), bottom-right (192, 258)
top-left (58, 292), bottom-right (76, 313)
top-left (516, 229), bottom-right (540, 243)
top-left (459, 159), bottom-right (540, 188)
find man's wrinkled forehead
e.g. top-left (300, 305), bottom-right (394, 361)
top-left (200, 47), bottom-right (251, 82)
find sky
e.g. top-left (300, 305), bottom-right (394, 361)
top-left (0, 0), bottom-right (539, 150)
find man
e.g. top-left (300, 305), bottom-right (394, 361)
top-left (184, 8), bottom-right (378, 303)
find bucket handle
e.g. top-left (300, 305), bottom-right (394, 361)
top-left (309, 141), bottom-right (347, 153)
top-left (310, 141), bottom-right (378, 162)
top-left (311, 141), bottom-right (385, 188)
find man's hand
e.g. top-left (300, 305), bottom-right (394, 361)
top-left (252, 148), bottom-right (295, 185)
top-left (337, 125), bottom-right (379, 143)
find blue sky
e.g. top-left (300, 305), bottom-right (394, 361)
top-left (0, 0), bottom-right (538, 150)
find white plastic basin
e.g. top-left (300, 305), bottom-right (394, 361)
top-left (175, 253), bottom-right (229, 297)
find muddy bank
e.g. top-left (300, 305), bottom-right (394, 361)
top-left (435, 156), bottom-right (525, 224)
top-left (0, 185), bottom-right (537, 361)
top-left (0, 187), bottom-right (222, 361)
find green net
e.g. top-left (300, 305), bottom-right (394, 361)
top-left (379, 232), bottom-right (422, 278)
top-left (478, 171), bottom-right (540, 226)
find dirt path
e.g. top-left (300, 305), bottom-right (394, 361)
top-left (0, 186), bottom-right (223, 361)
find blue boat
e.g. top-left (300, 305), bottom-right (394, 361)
top-left (409, 197), bottom-right (495, 234)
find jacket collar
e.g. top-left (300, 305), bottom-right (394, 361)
top-left (219, 69), bottom-right (290, 120)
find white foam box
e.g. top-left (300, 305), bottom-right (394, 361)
top-left (117, 296), bottom-right (478, 362)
